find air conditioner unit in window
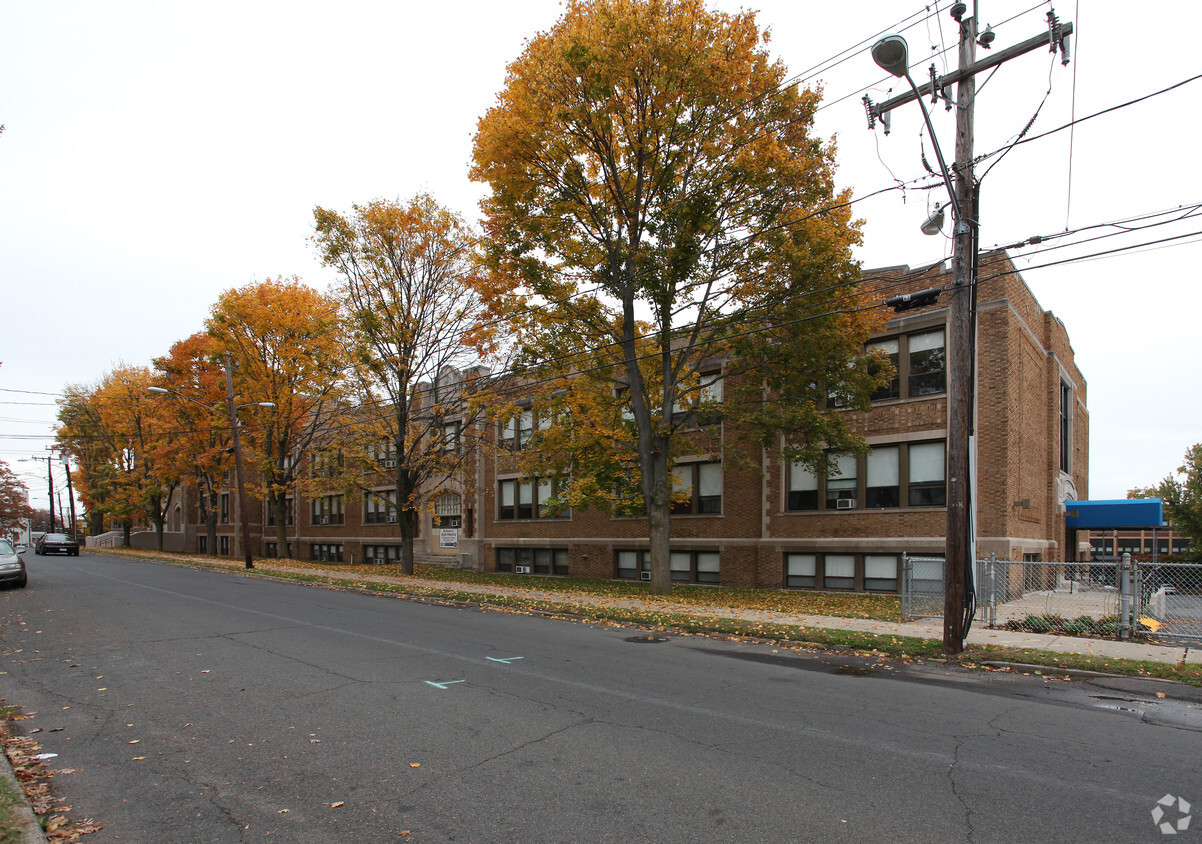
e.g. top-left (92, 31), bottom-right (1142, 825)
top-left (515, 565), bottom-right (531, 574)
top-left (384, 459), bottom-right (397, 469)
top-left (836, 498), bottom-right (856, 510)
top-left (640, 571), bottom-right (651, 581)
top-left (373, 558), bottom-right (384, 565)
top-left (318, 515), bottom-right (328, 524)
top-left (387, 514), bottom-right (397, 522)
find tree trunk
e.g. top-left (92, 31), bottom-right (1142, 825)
top-left (121, 521), bottom-right (132, 547)
top-left (399, 507), bottom-right (417, 576)
top-left (271, 491), bottom-right (289, 557)
top-left (642, 442), bottom-right (673, 596)
top-left (88, 511), bottom-right (104, 537)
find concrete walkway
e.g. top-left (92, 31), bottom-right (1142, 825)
top-left (189, 557), bottom-right (1200, 667)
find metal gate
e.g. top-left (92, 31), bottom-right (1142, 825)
top-left (1138, 560), bottom-right (1202, 641)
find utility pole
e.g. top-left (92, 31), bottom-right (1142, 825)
top-left (868, 7), bottom-right (1072, 653)
top-left (62, 458), bottom-right (77, 539)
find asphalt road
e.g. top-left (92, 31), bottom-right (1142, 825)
top-left (1, 551), bottom-right (1200, 843)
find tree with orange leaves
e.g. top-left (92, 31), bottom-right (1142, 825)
top-left (314, 194), bottom-right (501, 574)
top-left (56, 366), bottom-right (178, 548)
top-left (472, 0), bottom-right (886, 594)
top-left (206, 276), bottom-right (349, 556)
top-left (151, 333), bottom-right (233, 556)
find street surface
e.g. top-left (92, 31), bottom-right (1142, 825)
top-left (1, 551), bottom-right (1199, 842)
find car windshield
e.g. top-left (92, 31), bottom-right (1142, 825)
top-left (45, 534), bottom-right (70, 542)
top-left (0, 541), bottom-right (13, 555)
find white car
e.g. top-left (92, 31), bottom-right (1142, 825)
top-left (0, 540), bottom-right (27, 588)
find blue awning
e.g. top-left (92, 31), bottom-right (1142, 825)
top-left (1064, 499), bottom-right (1165, 530)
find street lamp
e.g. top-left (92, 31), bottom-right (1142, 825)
top-left (871, 35), bottom-right (967, 236)
top-left (147, 365), bottom-right (275, 570)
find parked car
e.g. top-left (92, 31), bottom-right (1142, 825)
top-left (35, 533), bottom-right (79, 556)
top-left (0, 540), bottom-right (27, 588)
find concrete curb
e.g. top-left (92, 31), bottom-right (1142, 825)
top-left (0, 741), bottom-right (48, 844)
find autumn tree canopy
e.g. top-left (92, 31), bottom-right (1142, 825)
top-left (314, 194), bottom-right (498, 574)
top-left (1131, 443), bottom-right (1202, 555)
top-left (151, 333), bottom-right (234, 556)
top-left (206, 276), bottom-right (349, 553)
top-left (0, 460), bottom-right (34, 542)
top-left (56, 366), bottom-right (178, 548)
top-left (471, 0), bottom-right (884, 593)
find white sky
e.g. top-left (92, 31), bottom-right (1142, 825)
top-left (3, 0), bottom-right (1199, 511)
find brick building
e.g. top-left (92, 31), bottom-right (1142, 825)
top-left (162, 250), bottom-right (1088, 594)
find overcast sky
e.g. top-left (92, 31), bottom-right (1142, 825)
top-left (3, 0), bottom-right (1199, 513)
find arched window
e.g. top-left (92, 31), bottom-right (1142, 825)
top-left (434, 492), bottom-right (461, 517)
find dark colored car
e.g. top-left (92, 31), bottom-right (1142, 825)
top-left (0, 540), bottom-right (27, 588)
top-left (35, 533), bottom-right (79, 556)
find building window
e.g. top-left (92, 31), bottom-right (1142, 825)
top-left (787, 442), bottom-right (945, 512)
top-left (311, 494), bottom-right (345, 525)
top-left (365, 489), bottom-right (398, 523)
top-left (908, 329), bottom-right (945, 396)
top-left (219, 535), bottom-right (230, 556)
top-left (442, 422), bottom-right (460, 452)
top-left (825, 454), bottom-right (858, 509)
top-left (363, 545), bottom-right (400, 565)
top-left (496, 547), bottom-right (570, 576)
top-left (498, 478), bottom-right (567, 520)
top-left (310, 543), bottom-right (344, 563)
top-left (372, 439), bottom-right (397, 467)
top-left (787, 463), bottom-right (818, 511)
top-left (868, 338), bottom-right (900, 401)
top-left (671, 462), bottom-right (723, 515)
top-left (865, 446), bottom-right (900, 508)
top-left (907, 442), bottom-right (946, 506)
top-left (784, 553), bottom-right (899, 593)
top-left (500, 409), bottom-right (534, 450)
top-left (266, 498), bottom-right (294, 526)
top-left (1059, 381), bottom-right (1071, 474)
top-left (264, 542), bottom-right (293, 559)
top-left (616, 549), bottom-right (719, 584)
top-left (861, 330), bottom-right (946, 402)
top-left (198, 536), bottom-right (207, 554)
top-left (220, 493), bottom-right (230, 524)
top-left (864, 555), bottom-right (900, 592)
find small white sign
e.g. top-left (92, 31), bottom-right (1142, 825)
top-left (439, 528), bottom-right (458, 549)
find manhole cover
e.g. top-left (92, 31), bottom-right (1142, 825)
top-left (625, 635), bottom-right (671, 643)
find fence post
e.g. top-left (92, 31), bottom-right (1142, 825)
top-left (988, 553), bottom-right (996, 628)
top-left (1119, 552), bottom-right (1132, 641)
top-left (901, 553), bottom-right (910, 620)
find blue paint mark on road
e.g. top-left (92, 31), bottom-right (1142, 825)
top-left (486, 656), bottom-right (524, 664)
top-left (425, 679), bottom-right (466, 689)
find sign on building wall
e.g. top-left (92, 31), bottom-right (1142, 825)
top-left (439, 528), bottom-right (458, 549)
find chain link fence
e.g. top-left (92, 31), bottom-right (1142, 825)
top-left (1138, 561), bottom-right (1202, 641)
top-left (903, 554), bottom-right (1202, 641)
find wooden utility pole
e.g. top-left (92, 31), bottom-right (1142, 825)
top-left (868, 8), bottom-right (1073, 653)
top-left (943, 12), bottom-right (977, 652)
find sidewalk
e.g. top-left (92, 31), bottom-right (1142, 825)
top-left (207, 558), bottom-right (1200, 667)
